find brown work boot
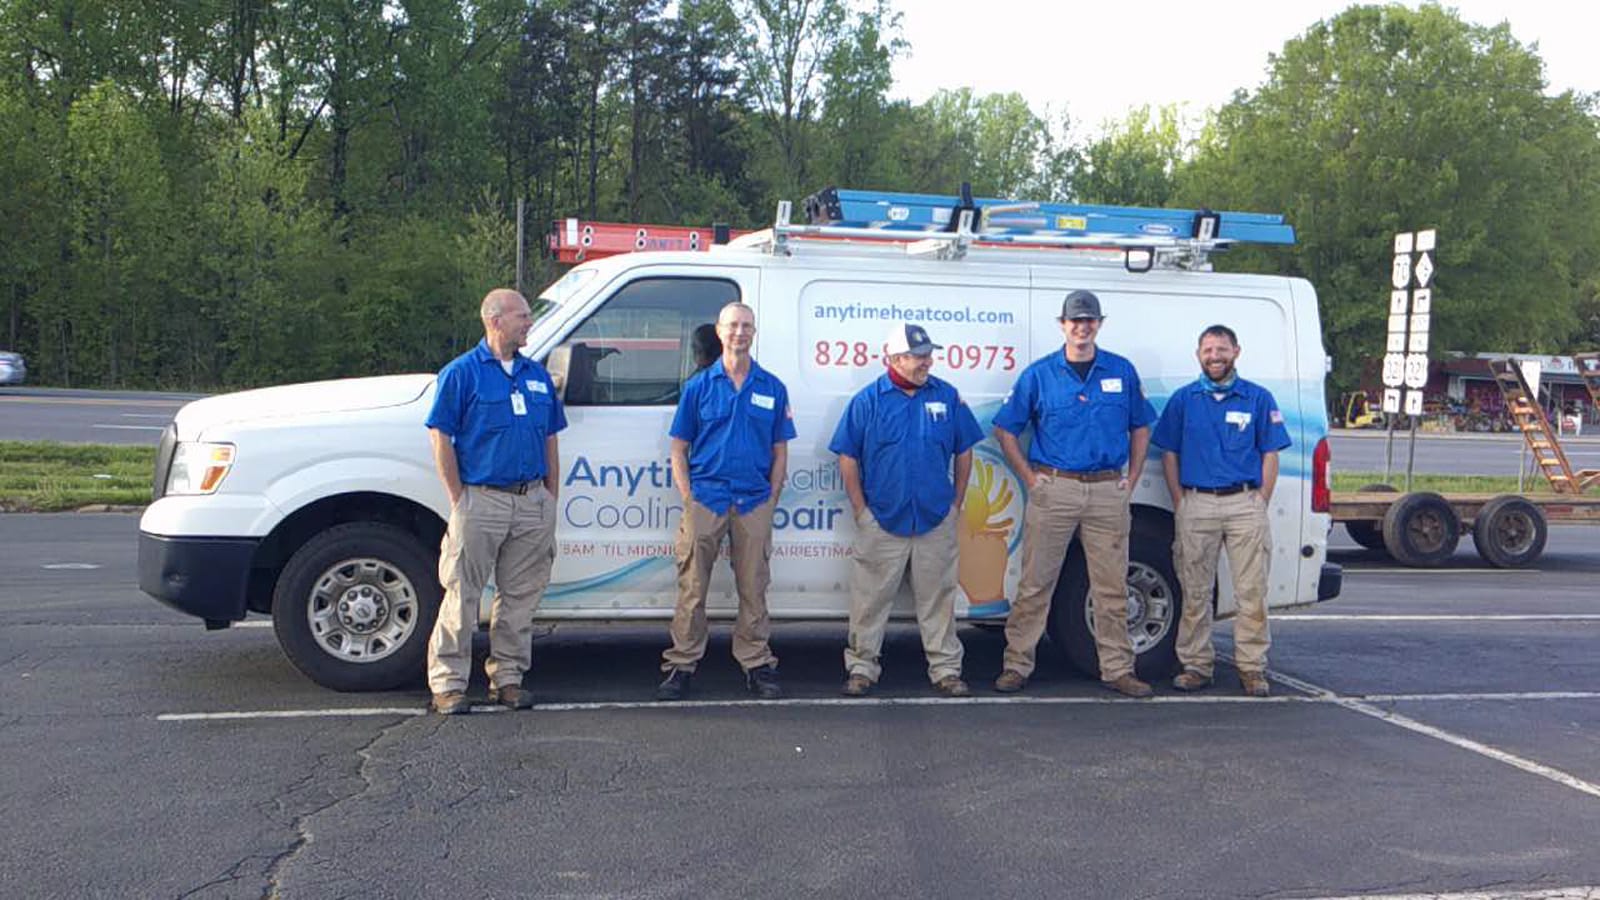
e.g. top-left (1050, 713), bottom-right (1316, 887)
top-left (841, 674), bottom-right (873, 697)
top-left (431, 691), bottom-right (471, 715)
top-left (1172, 669), bottom-right (1214, 692)
top-left (492, 684), bottom-right (534, 710)
top-left (1102, 673), bottom-right (1154, 698)
top-left (933, 675), bottom-right (971, 698)
top-left (1240, 672), bottom-right (1271, 697)
top-left (992, 669), bottom-right (1027, 693)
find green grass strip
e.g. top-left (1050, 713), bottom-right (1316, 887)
top-left (0, 441), bottom-right (156, 512)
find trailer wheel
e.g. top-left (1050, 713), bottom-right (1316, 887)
top-left (1344, 483), bottom-right (1396, 552)
top-left (272, 522), bottom-right (441, 692)
top-left (1381, 492), bottom-right (1460, 567)
top-left (1471, 495), bottom-right (1547, 568)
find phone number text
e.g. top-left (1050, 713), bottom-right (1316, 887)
top-left (813, 340), bottom-right (1017, 371)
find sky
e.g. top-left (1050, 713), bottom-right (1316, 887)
top-left (887, 1), bottom-right (1598, 135)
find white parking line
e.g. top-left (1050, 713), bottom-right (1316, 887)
top-left (1275, 614), bottom-right (1600, 622)
top-left (1347, 568), bottom-right (1536, 575)
top-left (1311, 888), bottom-right (1600, 899)
top-left (91, 424), bottom-right (166, 431)
top-left (1266, 668), bottom-right (1600, 801)
top-left (155, 689), bottom-right (1600, 722)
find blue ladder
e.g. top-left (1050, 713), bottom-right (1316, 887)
top-left (802, 185), bottom-right (1296, 246)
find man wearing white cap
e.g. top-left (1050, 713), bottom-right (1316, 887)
top-left (828, 323), bottom-right (986, 696)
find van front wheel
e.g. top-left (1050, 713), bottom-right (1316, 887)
top-left (272, 522), bottom-right (441, 692)
top-left (1047, 518), bottom-right (1183, 683)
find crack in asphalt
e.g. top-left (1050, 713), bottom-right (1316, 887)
top-left (259, 713), bottom-right (437, 899)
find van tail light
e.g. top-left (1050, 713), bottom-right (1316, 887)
top-left (1311, 436), bottom-right (1331, 513)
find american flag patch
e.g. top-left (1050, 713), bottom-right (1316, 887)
top-left (1269, 409), bottom-right (1284, 424)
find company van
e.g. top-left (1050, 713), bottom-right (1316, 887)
top-left (138, 189), bottom-right (1340, 691)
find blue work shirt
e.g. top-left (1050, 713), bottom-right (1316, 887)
top-left (829, 374), bottom-right (986, 538)
top-left (1151, 376), bottom-right (1291, 489)
top-left (670, 359), bottom-right (797, 515)
top-left (426, 339), bottom-right (567, 486)
top-left (993, 348), bottom-right (1156, 471)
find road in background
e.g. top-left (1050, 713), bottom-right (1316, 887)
top-left (1329, 429), bottom-right (1600, 477)
top-left (0, 387), bottom-right (203, 444)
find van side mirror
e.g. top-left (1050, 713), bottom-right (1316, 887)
top-left (545, 345), bottom-right (571, 400)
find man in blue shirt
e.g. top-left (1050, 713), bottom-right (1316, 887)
top-left (657, 301), bottom-right (797, 701)
top-left (829, 323), bottom-right (986, 698)
top-left (424, 288), bottom-right (567, 715)
top-left (992, 290), bottom-right (1158, 697)
top-left (1153, 324), bottom-right (1291, 697)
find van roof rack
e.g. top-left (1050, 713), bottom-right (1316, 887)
top-left (756, 185), bottom-right (1295, 271)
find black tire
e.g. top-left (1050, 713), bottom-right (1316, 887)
top-left (272, 522), bottom-right (441, 692)
top-left (1380, 492), bottom-right (1461, 567)
top-left (1046, 516), bottom-right (1182, 682)
top-left (1344, 483), bottom-right (1396, 552)
top-left (1471, 495), bottom-right (1547, 568)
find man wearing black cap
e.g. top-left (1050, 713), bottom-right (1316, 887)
top-left (991, 290), bottom-right (1158, 697)
top-left (829, 323), bottom-right (986, 697)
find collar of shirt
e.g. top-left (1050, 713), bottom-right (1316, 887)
top-left (1051, 349), bottom-right (1102, 383)
top-left (473, 338), bottom-right (528, 376)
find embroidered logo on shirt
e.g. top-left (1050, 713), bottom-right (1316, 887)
top-left (751, 393), bottom-right (775, 410)
top-left (527, 379), bottom-right (548, 394)
top-left (1224, 410), bottom-right (1252, 430)
top-left (1100, 377), bottom-right (1123, 393)
top-left (925, 401), bottom-right (948, 421)
top-left (1270, 409), bottom-right (1284, 424)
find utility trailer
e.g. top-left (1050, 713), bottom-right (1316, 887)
top-left (1331, 488), bottom-right (1600, 567)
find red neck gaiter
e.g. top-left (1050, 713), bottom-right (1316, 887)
top-left (886, 365), bottom-right (921, 391)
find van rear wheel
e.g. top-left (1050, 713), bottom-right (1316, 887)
top-left (1047, 517), bottom-right (1182, 683)
top-left (272, 522), bottom-right (441, 692)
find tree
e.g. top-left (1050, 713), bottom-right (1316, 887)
top-left (1076, 105), bottom-right (1186, 207)
top-left (1182, 4), bottom-right (1600, 392)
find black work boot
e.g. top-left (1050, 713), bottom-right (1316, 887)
top-left (656, 668), bottom-right (692, 702)
top-left (746, 663), bottom-right (782, 700)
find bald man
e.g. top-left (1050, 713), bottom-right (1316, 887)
top-left (423, 288), bottom-right (566, 715)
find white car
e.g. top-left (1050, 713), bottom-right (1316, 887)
top-left (0, 351), bottom-right (25, 385)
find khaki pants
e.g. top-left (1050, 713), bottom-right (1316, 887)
top-left (661, 498), bottom-right (779, 673)
top-left (1174, 490), bottom-right (1272, 676)
top-left (427, 483), bottom-right (557, 694)
top-left (1003, 477), bottom-right (1134, 681)
top-left (843, 509), bottom-right (965, 684)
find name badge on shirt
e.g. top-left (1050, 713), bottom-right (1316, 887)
top-left (526, 379), bottom-right (548, 394)
top-left (751, 393), bottom-right (776, 410)
top-left (925, 401), bottom-right (948, 422)
top-left (510, 393), bottom-right (528, 416)
top-left (1225, 410), bottom-right (1252, 430)
top-left (1100, 377), bottom-right (1123, 393)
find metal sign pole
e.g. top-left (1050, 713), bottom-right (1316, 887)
top-left (515, 197), bottom-right (526, 294)
top-left (1405, 413), bottom-right (1419, 491)
top-left (1384, 415), bottom-right (1396, 483)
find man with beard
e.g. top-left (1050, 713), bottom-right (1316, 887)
top-left (424, 288), bottom-right (566, 715)
top-left (1152, 324), bottom-right (1291, 697)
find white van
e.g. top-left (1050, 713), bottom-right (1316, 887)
top-left (139, 194), bottom-right (1340, 691)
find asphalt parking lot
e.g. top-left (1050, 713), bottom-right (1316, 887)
top-left (1, 513), bottom-right (1598, 899)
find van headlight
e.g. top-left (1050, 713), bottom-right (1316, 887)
top-left (167, 442), bottom-right (236, 495)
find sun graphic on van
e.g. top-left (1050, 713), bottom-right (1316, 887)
top-left (958, 458), bottom-right (1018, 613)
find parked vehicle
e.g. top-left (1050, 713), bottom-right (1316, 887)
top-left (0, 351), bottom-right (25, 385)
top-left (139, 188), bottom-right (1340, 691)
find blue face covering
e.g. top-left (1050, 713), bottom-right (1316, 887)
top-left (1204, 370), bottom-right (1238, 393)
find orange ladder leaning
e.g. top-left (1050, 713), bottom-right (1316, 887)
top-left (1487, 358), bottom-right (1600, 494)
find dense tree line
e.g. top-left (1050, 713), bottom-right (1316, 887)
top-left (1, 1), bottom-right (1596, 393)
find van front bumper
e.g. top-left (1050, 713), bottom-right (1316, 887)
top-left (139, 532), bottom-right (259, 624)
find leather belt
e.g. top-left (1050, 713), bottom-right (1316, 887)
top-left (1186, 483), bottom-right (1256, 496)
top-left (1037, 466), bottom-right (1121, 483)
top-left (479, 480), bottom-right (541, 495)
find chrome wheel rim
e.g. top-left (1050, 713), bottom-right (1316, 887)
top-left (306, 557), bottom-right (418, 663)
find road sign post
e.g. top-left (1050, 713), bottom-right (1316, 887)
top-left (1385, 229), bottom-right (1437, 489)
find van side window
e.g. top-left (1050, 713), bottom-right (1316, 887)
top-left (558, 277), bottom-right (739, 407)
